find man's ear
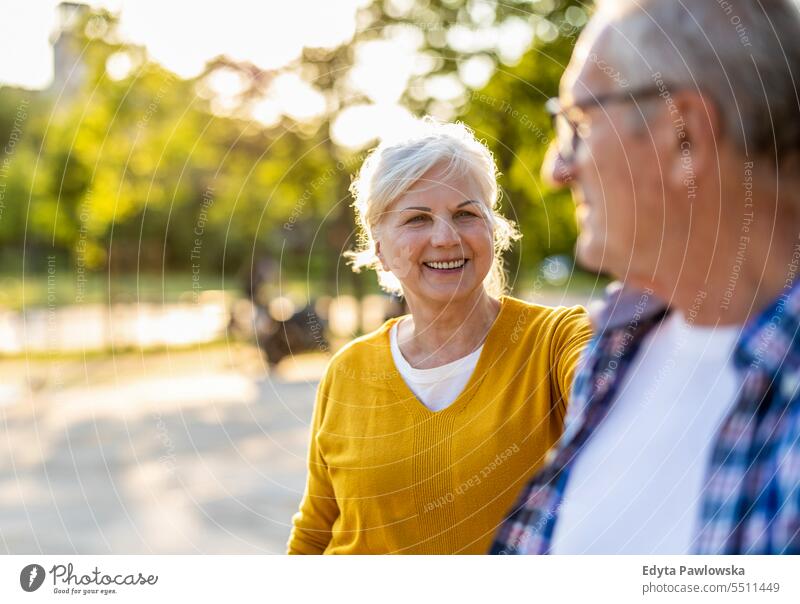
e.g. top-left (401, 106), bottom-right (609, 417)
top-left (666, 90), bottom-right (721, 196)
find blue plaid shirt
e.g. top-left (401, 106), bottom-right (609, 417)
top-left (491, 280), bottom-right (800, 554)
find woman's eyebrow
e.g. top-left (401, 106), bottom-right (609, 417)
top-left (397, 201), bottom-right (480, 212)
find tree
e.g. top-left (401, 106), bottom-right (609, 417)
top-left (0, 0), bottom-right (591, 298)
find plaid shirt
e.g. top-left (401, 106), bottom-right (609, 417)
top-left (491, 280), bottom-right (800, 554)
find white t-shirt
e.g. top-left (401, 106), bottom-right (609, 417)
top-left (551, 311), bottom-right (743, 554)
top-left (389, 321), bottom-right (482, 412)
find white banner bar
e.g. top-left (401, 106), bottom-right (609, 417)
top-left (1, 555), bottom-right (797, 603)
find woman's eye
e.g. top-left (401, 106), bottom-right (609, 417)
top-left (405, 215), bottom-right (428, 224)
top-left (455, 211), bottom-right (477, 219)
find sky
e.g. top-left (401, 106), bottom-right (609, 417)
top-left (0, 0), bottom-right (538, 148)
top-left (0, 0), bottom-right (366, 88)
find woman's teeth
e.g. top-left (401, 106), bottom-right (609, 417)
top-left (424, 259), bottom-right (466, 270)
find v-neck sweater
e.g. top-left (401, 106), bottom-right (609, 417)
top-left (389, 320), bottom-right (484, 411)
top-left (288, 296), bottom-right (592, 554)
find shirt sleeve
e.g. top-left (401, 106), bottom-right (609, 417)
top-left (550, 306), bottom-right (594, 419)
top-left (286, 369), bottom-right (340, 554)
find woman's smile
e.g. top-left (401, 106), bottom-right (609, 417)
top-left (422, 258), bottom-right (468, 272)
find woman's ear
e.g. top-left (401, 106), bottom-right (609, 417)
top-left (375, 241), bottom-right (390, 271)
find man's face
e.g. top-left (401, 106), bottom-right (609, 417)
top-left (547, 31), bottom-right (669, 285)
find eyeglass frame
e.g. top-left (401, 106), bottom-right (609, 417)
top-left (545, 85), bottom-right (681, 163)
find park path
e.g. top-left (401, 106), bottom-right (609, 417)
top-left (0, 346), bottom-right (325, 554)
top-left (0, 291), bottom-right (597, 553)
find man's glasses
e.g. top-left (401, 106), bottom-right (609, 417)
top-left (545, 85), bottom-right (674, 163)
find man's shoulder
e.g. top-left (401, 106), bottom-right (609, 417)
top-left (772, 370), bottom-right (800, 506)
top-left (774, 368), bottom-right (800, 439)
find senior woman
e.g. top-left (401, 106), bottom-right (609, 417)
top-left (288, 118), bottom-right (592, 554)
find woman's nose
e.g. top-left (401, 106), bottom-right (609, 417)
top-left (430, 215), bottom-right (460, 247)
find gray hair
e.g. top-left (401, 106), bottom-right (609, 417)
top-left (346, 117), bottom-right (520, 297)
top-left (593, 0), bottom-right (800, 158)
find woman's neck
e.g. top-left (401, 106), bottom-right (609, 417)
top-left (398, 289), bottom-right (501, 369)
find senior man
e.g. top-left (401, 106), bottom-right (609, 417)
top-left (493, 0), bottom-right (800, 554)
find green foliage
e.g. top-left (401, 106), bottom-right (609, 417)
top-left (0, 1), bottom-right (590, 299)
top-left (463, 4), bottom-right (585, 279)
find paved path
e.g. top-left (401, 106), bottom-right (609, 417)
top-left (0, 293), bottom-right (599, 553)
top-left (0, 346), bottom-right (325, 553)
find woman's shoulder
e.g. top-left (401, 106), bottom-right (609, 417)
top-left (500, 295), bottom-right (588, 321)
top-left (324, 316), bottom-right (404, 376)
top-left (497, 295), bottom-right (590, 340)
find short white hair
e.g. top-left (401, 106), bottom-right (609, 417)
top-left (592, 0), bottom-right (800, 157)
top-left (346, 117), bottom-right (520, 297)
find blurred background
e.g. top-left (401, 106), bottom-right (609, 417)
top-left (0, 0), bottom-right (606, 553)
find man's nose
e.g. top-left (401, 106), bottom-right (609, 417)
top-left (542, 143), bottom-right (576, 189)
top-left (430, 216), bottom-right (459, 246)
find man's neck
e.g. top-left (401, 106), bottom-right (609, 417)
top-left (650, 229), bottom-right (800, 327)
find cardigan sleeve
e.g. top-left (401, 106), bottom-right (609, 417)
top-left (287, 369), bottom-right (340, 554)
top-left (550, 305), bottom-right (594, 417)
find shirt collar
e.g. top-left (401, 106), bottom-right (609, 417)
top-left (592, 278), bottom-right (800, 375)
top-left (733, 277), bottom-right (800, 374)
top-left (589, 281), bottom-right (669, 332)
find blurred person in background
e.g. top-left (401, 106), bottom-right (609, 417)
top-left (493, 0), bottom-right (800, 555)
top-left (288, 118), bottom-right (592, 554)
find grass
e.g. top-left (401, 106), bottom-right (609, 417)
top-left (0, 265), bottom-right (257, 310)
top-left (0, 261), bottom-right (606, 311)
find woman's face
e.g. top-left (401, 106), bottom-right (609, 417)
top-left (376, 164), bottom-right (495, 306)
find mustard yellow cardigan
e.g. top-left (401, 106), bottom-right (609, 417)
top-left (288, 296), bottom-right (592, 554)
